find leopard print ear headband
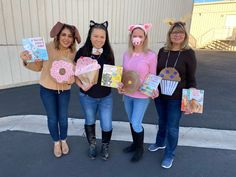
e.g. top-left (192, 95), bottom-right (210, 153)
top-left (163, 13), bottom-right (191, 29)
top-left (172, 22), bottom-right (186, 31)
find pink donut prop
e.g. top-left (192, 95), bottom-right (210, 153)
top-left (50, 60), bottom-right (74, 83)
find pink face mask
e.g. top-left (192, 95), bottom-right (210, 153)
top-left (132, 37), bottom-right (142, 46)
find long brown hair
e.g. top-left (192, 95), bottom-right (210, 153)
top-left (53, 24), bottom-right (76, 52)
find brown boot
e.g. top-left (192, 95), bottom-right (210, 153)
top-left (54, 141), bottom-right (62, 158)
top-left (61, 140), bottom-right (69, 155)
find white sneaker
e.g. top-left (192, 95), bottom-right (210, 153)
top-left (148, 144), bottom-right (166, 152)
top-left (161, 157), bottom-right (174, 169)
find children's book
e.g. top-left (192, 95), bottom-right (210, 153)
top-left (181, 89), bottom-right (204, 114)
top-left (22, 37), bottom-right (48, 62)
top-left (101, 64), bottom-right (123, 88)
top-left (139, 74), bottom-right (162, 97)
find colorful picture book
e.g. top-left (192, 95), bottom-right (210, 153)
top-left (101, 64), bottom-right (123, 88)
top-left (22, 37), bottom-right (48, 62)
top-left (181, 88), bottom-right (204, 114)
top-left (139, 74), bottom-right (162, 97)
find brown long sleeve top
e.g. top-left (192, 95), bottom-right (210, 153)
top-left (23, 41), bottom-right (76, 91)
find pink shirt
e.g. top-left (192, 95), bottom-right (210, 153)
top-left (123, 50), bottom-right (157, 98)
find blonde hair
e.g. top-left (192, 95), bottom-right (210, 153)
top-left (164, 22), bottom-right (190, 51)
top-left (128, 28), bottom-right (149, 55)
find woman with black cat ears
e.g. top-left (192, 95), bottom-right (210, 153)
top-left (74, 20), bottom-right (115, 160)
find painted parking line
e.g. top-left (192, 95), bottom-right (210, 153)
top-left (0, 115), bottom-right (236, 151)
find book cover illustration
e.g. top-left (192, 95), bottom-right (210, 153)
top-left (139, 74), bottom-right (162, 97)
top-left (101, 64), bottom-right (123, 88)
top-left (181, 89), bottom-right (204, 114)
top-left (22, 37), bottom-right (48, 62)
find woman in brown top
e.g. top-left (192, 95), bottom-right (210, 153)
top-left (20, 22), bottom-right (81, 158)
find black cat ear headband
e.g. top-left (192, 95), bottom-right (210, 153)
top-left (89, 20), bottom-right (108, 29)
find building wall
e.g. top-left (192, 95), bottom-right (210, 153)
top-left (0, 0), bottom-right (193, 88)
top-left (190, 1), bottom-right (236, 47)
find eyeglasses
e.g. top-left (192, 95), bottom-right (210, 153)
top-left (171, 31), bottom-right (185, 35)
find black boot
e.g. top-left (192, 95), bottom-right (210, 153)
top-left (84, 124), bottom-right (97, 159)
top-left (101, 130), bottom-right (112, 160)
top-left (131, 129), bottom-right (144, 162)
top-left (123, 124), bottom-right (136, 153)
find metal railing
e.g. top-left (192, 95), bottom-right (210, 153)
top-left (197, 27), bottom-right (235, 47)
top-left (189, 34), bottom-right (197, 48)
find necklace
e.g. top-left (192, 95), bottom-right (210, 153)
top-left (165, 51), bottom-right (181, 68)
top-left (91, 53), bottom-right (102, 61)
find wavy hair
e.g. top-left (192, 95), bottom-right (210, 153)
top-left (53, 24), bottom-right (76, 52)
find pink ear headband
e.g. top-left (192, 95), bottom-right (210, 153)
top-left (128, 23), bottom-right (152, 34)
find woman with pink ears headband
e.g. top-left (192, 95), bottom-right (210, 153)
top-left (118, 23), bottom-right (159, 162)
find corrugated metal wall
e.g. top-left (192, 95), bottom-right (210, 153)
top-left (190, 1), bottom-right (236, 47)
top-left (0, 0), bottom-right (193, 88)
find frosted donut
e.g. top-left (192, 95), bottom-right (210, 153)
top-left (50, 60), bottom-right (74, 83)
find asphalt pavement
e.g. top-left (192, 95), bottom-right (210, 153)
top-left (0, 50), bottom-right (236, 177)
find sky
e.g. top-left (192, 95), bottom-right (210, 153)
top-left (194, 0), bottom-right (223, 3)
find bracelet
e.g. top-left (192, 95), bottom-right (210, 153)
top-left (23, 61), bottom-right (28, 66)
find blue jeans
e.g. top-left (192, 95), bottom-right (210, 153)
top-left (79, 92), bottom-right (113, 131)
top-left (40, 86), bottom-right (70, 142)
top-left (154, 98), bottom-right (182, 158)
top-left (123, 95), bottom-right (150, 133)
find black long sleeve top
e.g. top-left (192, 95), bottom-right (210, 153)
top-left (157, 47), bottom-right (197, 100)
